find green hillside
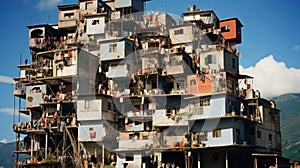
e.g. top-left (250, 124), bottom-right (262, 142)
top-left (275, 93), bottom-right (300, 161)
top-left (0, 142), bottom-right (16, 168)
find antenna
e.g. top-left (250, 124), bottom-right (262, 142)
top-left (47, 14), bottom-right (50, 24)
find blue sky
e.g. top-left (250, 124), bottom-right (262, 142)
top-left (0, 0), bottom-right (299, 143)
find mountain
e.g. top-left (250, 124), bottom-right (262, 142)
top-left (274, 93), bottom-right (300, 161)
top-left (0, 141), bottom-right (16, 168)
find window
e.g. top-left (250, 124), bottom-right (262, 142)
top-left (166, 108), bottom-right (179, 117)
top-left (250, 127), bottom-right (255, 135)
top-left (190, 79), bottom-right (196, 85)
top-left (269, 134), bottom-right (272, 142)
top-left (129, 133), bottom-right (139, 140)
top-left (129, 134), bottom-right (133, 140)
top-left (92, 19), bottom-right (99, 25)
top-left (205, 54), bottom-right (216, 64)
top-left (221, 25), bottom-right (230, 32)
top-left (125, 156), bottom-right (134, 161)
top-left (85, 2), bottom-right (93, 10)
top-left (232, 58), bottom-right (236, 68)
top-left (200, 13), bottom-right (211, 17)
top-left (236, 128), bottom-right (241, 143)
top-left (84, 100), bottom-right (91, 109)
top-left (142, 134), bottom-right (148, 140)
top-left (212, 129), bottom-right (221, 138)
top-left (64, 12), bottom-right (74, 18)
top-left (194, 107), bottom-right (204, 115)
top-left (174, 29), bottom-right (184, 35)
top-left (108, 101), bottom-right (112, 111)
top-left (257, 130), bottom-right (262, 139)
top-left (109, 43), bottom-right (117, 53)
top-left (30, 87), bottom-right (42, 94)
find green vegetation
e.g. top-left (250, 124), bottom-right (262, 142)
top-left (275, 93), bottom-right (300, 161)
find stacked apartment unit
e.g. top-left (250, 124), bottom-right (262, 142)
top-left (13, 0), bottom-right (288, 168)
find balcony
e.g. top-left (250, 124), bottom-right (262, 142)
top-left (107, 64), bottom-right (129, 78)
top-left (14, 82), bottom-right (26, 98)
top-left (166, 65), bottom-right (184, 75)
top-left (153, 109), bottom-right (190, 127)
top-left (118, 132), bottom-right (154, 149)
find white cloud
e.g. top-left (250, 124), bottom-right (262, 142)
top-left (0, 108), bottom-right (15, 116)
top-left (0, 75), bottom-right (14, 84)
top-left (239, 55), bottom-right (300, 98)
top-left (36, 0), bottom-right (63, 10)
top-left (0, 139), bottom-right (7, 144)
top-left (292, 44), bottom-right (300, 51)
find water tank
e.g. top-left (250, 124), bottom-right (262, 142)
top-left (189, 5), bottom-right (197, 12)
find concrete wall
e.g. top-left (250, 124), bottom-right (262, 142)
top-left (189, 95), bottom-right (226, 120)
top-left (190, 119), bottom-right (237, 147)
top-left (100, 39), bottom-right (134, 61)
top-left (153, 108), bottom-right (189, 126)
top-left (115, 0), bottom-right (144, 12)
top-left (205, 128), bottom-right (233, 147)
top-left (86, 16), bottom-right (105, 35)
top-left (79, 122), bottom-right (106, 141)
top-left (183, 11), bottom-right (218, 27)
top-left (169, 25), bottom-right (194, 44)
top-left (224, 50), bottom-right (239, 74)
top-left (116, 153), bottom-right (142, 168)
top-left (77, 99), bottom-right (103, 121)
top-left (58, 9), bottom-right (79, 28)
top-left (25, 84), bottom-right (46, 107)
top-left (55, 49), bottom-right (78, 77)
top-left (107, 64), bottom-right (129, 78)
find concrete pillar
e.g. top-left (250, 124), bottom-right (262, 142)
top-left (254, 157), bottom-right (258, 168)
top-left (45, 133), bottom-right (48, 158)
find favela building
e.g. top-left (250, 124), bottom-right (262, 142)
top-left (12, 0), bottom-right (293, 167)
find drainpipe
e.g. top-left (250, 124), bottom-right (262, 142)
top-left (102, 143), bottom-right (105, 167)
top-left (198, 151), bottom-right (201, 168)
top-left (225, 151), bottom-right (228, 168)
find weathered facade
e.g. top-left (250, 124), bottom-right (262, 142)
top-left (13, 0), bottom-right (291, 168)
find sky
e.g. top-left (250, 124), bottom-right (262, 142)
top-left (0, 0), bottom-right (300, 143)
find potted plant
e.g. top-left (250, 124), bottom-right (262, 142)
top-left (45, 152), bottom-right (56, 163)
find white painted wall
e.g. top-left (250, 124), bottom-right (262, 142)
top-left (169, 25), bottom-right (194, 44)
top-left (117, 153), bottom-right (142, 168)
top-left (205, 128), bottom-right (233, 147)
top-left (78, 123), bottom-right (106, 141)
top-left (100, 40), bottom-right (126, 61)
top-left (189, 96), bottom-right (226, 120)
top-left (77, 99), bottom-right (102, 121)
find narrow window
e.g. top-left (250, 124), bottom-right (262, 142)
top-left (232, 58), bottom-right (236, 68)
top-left (64, 12), bottom-right (74, 18)
top-left (92, 19), bottom-right (99, 25)
top-left (174, 29), bottom-right (184, 35)
top-left (190, 79), bottom-right (196, 85)
top-left (221, 25), bottom-right (230, 32)
top-left (84, 100), bottom-right (90, 109)
top-left (213, 129), bottom-right (221, 138)
top-left (257, 130), bottom-right (262, 139)
top-left (269, 134), bottom-right (272, 142)
top-left (125, 156), bottom-right (134, 161)
top-left (109, 43), bottom-right (117, 53)
top-left (142, 135), bottom-right (148, 140)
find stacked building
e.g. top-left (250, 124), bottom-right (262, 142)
top-left (13, 0), bottom-right (289, 168)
